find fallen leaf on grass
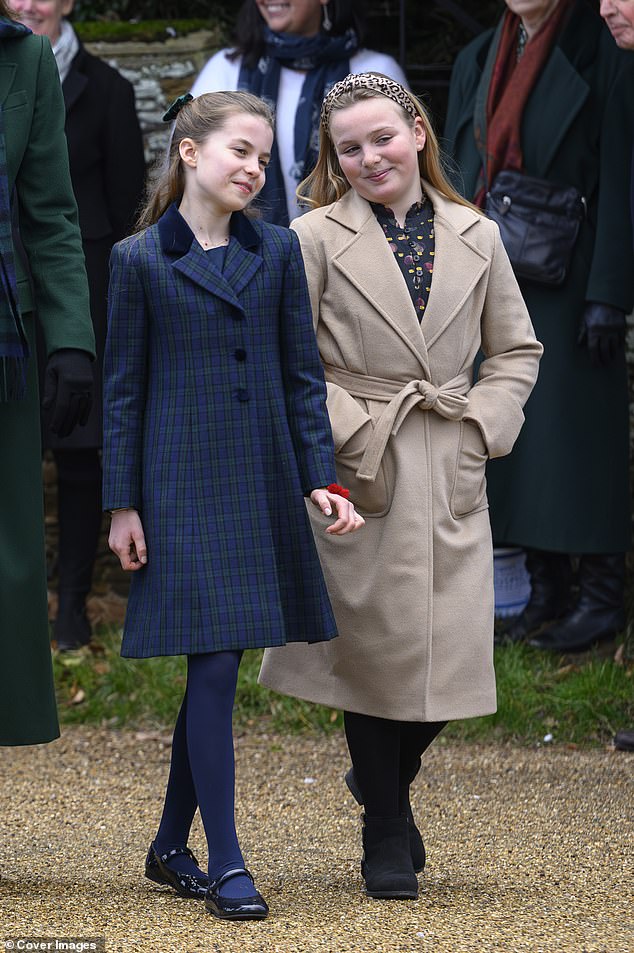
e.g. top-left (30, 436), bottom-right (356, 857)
top-left (554, 664), bottom-right (578, 679)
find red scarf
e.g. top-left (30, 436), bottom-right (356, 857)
top-left (478, 0), bottom-right (572, 203)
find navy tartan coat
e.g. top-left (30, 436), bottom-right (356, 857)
top-left (103, 203), bottom-right (338, 657)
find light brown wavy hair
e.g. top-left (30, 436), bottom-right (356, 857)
top-left (297, 78), bottom-right (479, 213)
top-left (137, 91), bottom-right (274, 231)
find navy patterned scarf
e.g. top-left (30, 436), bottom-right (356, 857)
top-left (0, 16), bottom-right (31, 401)
top-left (238, 27), bottom-right (358, 226)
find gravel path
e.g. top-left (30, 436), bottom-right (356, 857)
top-left (0, 728), bottom-right (632, 953)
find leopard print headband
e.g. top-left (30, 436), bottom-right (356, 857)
top-left (320, 73), bottom-right (418, 130)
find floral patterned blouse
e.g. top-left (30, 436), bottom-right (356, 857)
top-left (372, 195), bottom-right (435, 321)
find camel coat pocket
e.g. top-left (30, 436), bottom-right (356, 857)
top-left (450, 420), bottom-right (489, 518)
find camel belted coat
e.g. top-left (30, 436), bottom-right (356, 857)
top-left (259, 185), bottom-right (542, 721)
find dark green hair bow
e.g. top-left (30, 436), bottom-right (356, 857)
top-left (162, 93), bottom-right (193, 123)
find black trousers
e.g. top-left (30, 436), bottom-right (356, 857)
top-left (53, 447), bottom-right (102, 597)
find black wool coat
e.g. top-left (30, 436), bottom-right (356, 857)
top-left (42, 44), bottom-right (146, 450)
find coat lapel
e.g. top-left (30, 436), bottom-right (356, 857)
top-left (421, 186), bottom-right (490, 349)
top-left (522, 47), bottom-right (589, 176)
top-left (506, 1), bottom-right (597, 177)
top-left (328, 190), bottom-right (431, 372)
top-left (327, 186), bottom-right (491, 365)
top-left (222, 230), bottom-right (264, 299)
top-left (62, 59), bottom-right (88, 114)
top-left (159, 205), bottom-right (263, 311)
top-left (0, 63), bottom-right (16, 105)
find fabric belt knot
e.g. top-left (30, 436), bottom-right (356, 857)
top-left (417, 380), bottom-right (439, 407)
top-left (323, 363), bottom-right (471, 483)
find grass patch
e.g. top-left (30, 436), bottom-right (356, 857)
top-left (444, 642), bottom-right (633, 746)
top-left (53, 630), bottom-right (340, 735)
top-left (54, 629), bottom-right (634, 746)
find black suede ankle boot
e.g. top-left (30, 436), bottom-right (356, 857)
top-left (360, 814), bottom-right (418, 899)
top-left (345, 768), bottom-right (426, 872)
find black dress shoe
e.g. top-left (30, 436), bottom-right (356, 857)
top-left (345, 768), bottom-right (426, 873)
top-left (54, 592), bottom-right (92, 651)
top-left (530, 554), bottom-right (625, 652)
top-left (614, 729), bottom-right (634, 752)
top-left (205, 868), bottom-right (269, 920)
top-left (144, 843), bottom-right (209, 899)
top-left (529, 607), bottom-right (622, 652)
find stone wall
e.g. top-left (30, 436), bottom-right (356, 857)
top-left (85, 29), bottom-right (221, 167)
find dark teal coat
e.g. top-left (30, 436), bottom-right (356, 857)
top-left (0, 34), bottom-right (95, 745)
top-left (444, 1), bottom-right (634, 553)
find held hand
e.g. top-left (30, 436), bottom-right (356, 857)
top-left (42, 348), bottom-right (94, 437)
top-left (578, 302), bottom-right (626, 368)
top-left (310, 487), bottom-right (365, 535)
top-left (108, 509), bottom-right (148, 571)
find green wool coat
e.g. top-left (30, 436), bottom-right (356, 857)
top-left (0, 34), bottom-right (95, 745)
top-left (444, 1), bottom-right (634, 554)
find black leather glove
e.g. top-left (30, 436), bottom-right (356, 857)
top-left (42, 348), bottom-right (94, 438)
top-left (578, 302), bottom-right (626, 368)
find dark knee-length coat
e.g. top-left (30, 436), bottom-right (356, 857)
top-left (444, 0), bottom-right (634, 554)
top-left (103, 203), bottom-right (338, 657)
top-left (0, 33), bottom-right (95, 745)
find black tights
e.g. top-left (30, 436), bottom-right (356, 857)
top-left (343, 711), bottom-right (446, 817)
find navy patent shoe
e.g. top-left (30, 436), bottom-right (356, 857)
top-left (144, 843), bottom-right (209, 900)
top-left (205, 868), bottom-right (269, 921)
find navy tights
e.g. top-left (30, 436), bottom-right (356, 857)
top-left (154, 650), bottom-right (254, 898)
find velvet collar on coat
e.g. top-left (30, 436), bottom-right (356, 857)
top-left (157, 202), bottom-right (263, 312)
top-left (321, 184), bottom-right (488, 375)
top-left (158, 201), bottom-right (260, 256)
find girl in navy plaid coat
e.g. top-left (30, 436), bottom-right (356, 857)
top-left (103, 92), bottom-right (363, 921)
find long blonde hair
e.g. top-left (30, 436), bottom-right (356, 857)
top-left (136, 91), bottom-right (275, 231)
top-left (297, 81), bottom-right (479, 213)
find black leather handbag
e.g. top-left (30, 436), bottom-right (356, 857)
top-left (485, 170), bottom-right (586, 286)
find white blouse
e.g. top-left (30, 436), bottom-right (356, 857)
top-left (191, 48), bottom-right (408, 222)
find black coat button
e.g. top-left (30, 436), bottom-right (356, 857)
top-left (236, 388), bottom-right (249, 402)
top-left (234, 348), bottom-right (247, 361)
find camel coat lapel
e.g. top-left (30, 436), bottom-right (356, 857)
top-left (326, 190), bottom-right (431, 374)
top-left (422, 188), bottom-right (490, 350)
top-left (322, 186), bottom-right (492, 371)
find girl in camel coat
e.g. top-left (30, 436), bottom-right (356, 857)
top-left (259, 72), bottom-right (543, 900)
